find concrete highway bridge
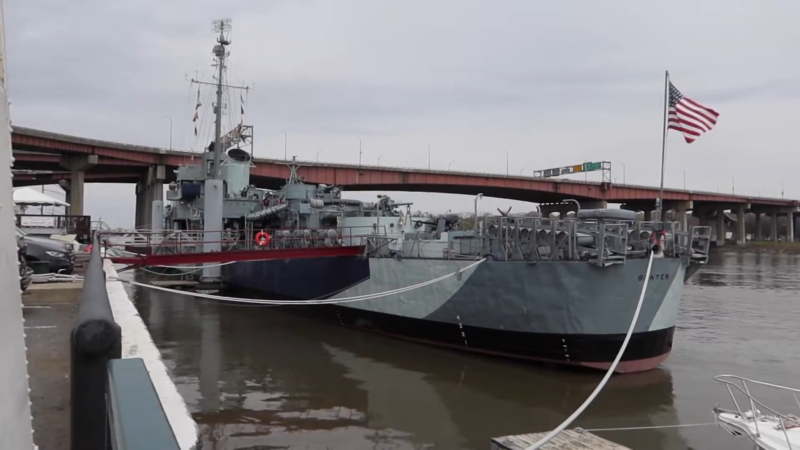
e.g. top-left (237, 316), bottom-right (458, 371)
top-left (11, 126), bottom-right (799, 245)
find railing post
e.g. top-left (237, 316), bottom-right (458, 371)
top-left (70, 237), bottom-right (122, 450)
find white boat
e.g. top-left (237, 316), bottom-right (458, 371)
top-left (713, 374), bottom-right (800, 449)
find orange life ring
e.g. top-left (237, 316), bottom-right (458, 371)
top-left (255, 230), bottom-right (271, 247)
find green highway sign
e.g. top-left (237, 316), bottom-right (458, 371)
top-left (535, 161), bottom-right (605, 179)
top-left (582, 161), bottom-right (602, 172)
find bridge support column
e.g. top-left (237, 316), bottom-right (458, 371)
top-left (736, 206), bottom-right (746, 246)
top-left (59, 155), bottom-right (98, 215)
top-left (771, 213), bottom-right (779, 242)
top-left (787, 212), bottom-right (795, 243)
top-left (664, 201), bottom-right (692, 231)
top-left (135, 165), bottom-right (165, 229)
top-left (755, 213), bottom-right (763, 241)
top-left (715, 210), bottom-right (726, 246)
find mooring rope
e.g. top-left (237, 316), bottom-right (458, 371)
top-left (524, 250), bottom-right (656, 450)
top-left (149, 261), bottom-right (237, 270)
top-left (581, 422), bottom-right (717, 432)
top-left (110, 258), bottom-right (486, 306)
top-left (30, 273), bottom-right (84, 283)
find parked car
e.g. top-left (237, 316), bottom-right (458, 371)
top-left (17, 235), bottom-right (32, 292)
top-left (15, 227), bottom-right (75, 274)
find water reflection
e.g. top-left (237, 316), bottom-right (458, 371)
top-left (692, 251), bottom-right (800, 291)
top-left (131, 274), bottom-right (691, 450)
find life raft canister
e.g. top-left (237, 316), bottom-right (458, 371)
top-left (255, 230), bottom-right (271, 247)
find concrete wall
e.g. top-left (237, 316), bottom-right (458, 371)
top-left (0, 3), bottom-right (35, 445)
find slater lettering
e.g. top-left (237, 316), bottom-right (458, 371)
top-left (638, 273), bottom-right (670, 281)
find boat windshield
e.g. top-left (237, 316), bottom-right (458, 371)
top-left (16, 226), bottom-right (27, 236)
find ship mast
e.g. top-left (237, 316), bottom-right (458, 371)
top-left (211, 21), bottom-right (228, 179)
top-left (197, 18), bottom-right (233, 287)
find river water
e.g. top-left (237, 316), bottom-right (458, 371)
top-left (126, 250), bottom-right (800, 449)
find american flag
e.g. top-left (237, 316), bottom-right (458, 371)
top-left (667, 82), bottom-right (719, 143)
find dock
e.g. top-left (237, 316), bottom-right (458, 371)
top-left (23, 281), bottom-right (81, 448)
top-left (23, 280), bottom-right (84, 305)
top-left (491, 429), bottom-right (630, 450)
top-left (21, 258), bottom-right (198, 449)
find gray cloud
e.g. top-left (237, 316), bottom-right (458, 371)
top-left (5, 0), bottom-right (799, 227)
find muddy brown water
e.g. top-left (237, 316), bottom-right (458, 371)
top-left (123, 251), bottom-right (800, 449)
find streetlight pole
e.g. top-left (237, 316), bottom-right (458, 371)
top-left (357, 137), bottom-right (362, 166)
top-left (622, 163), bottom-right (626, 184)
top-left (378, 155), bottom-right (384, 166)
top-left (448, 160), bottom-right (455, 171)
top-left (683, 171), bottom-right (686, 190)
top-left (316, 151), bottom-right (321, 162)
top-left (163, 116), bottom-right (172, 151)
top-left (520, 167), bottom-right (525, 176)
top-left (281, 130), bottom-right (287, 160)
top-left (732, 176), bottom-right (735, 194)
top-left (474, 193), bottom-right (483, 232)
top-left (427, 145), bottom-right (430, 170)
top-left (504, 151), bottom-right (509, 176)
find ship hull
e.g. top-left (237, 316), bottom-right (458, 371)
top-left (225, 256), bottom-right (689, 373)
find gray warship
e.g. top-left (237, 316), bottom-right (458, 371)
top-left (162, 20), bottom-right (713, 373)
top-left (221, 187), bottom-right (712, 373)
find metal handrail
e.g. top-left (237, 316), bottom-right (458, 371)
top-left (714, 374), bottom-right (800, 448)
top-left (97, 225), bottom-right (390, 257)
top-left (71, 237), bottom-right (122, 450)
top-left (70, 236), bottom-right (183, 449)
top-left (107, 359), bottom-right (180, 450)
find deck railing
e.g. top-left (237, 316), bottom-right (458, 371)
top-left (70, 237), bottom-right (179, 450)
top-left (714, 374), bottom-right (800, 448)
top-left (97, 225), bottom-right (390, 254)
top-left (17, 213), bottom-right (92, 242)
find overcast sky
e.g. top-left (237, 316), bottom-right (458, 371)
top-left (6, 0), bottom-right (799, 227)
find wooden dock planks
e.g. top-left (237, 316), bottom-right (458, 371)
top-left (491, 429), bottom-right (630, 450)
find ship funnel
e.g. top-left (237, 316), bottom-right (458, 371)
top-left (223, 148), bottom-right (253, 195)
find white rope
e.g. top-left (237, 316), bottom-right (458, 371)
top-left (149, 261), bottom-right (236, 270)
top-left (121, 262), bottom-right (235, 277)
top-left (582, 422), bottom-right (716, 432)
top-left (30, 273), bottom-right (84, 283)
top-left (525, 251), bottom-right (655, 450)
top-left (137, 266), bottom-right (203, 276)
top-left (111, 258), bottom-right (486, 305)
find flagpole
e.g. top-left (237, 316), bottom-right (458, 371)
top-left (657, 70), bottom-right (670, 222)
